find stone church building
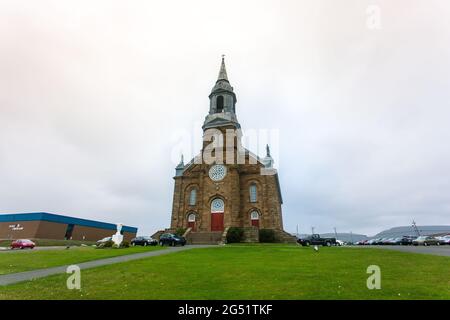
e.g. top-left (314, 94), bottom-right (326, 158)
top-left (169, 58), bottom-right (294, 243)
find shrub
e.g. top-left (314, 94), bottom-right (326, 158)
top-left (175, 228), bottom-right (187, 236)
top-left (226, 227), bottom-right (244, 243)
top-left (259, 229), bottom-right (276, 243)
top-left (111, 241), bottom-right (130, 249)
top-left (96, 240), bottom-right (114, 248)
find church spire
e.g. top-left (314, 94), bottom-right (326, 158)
top-left (217, 55), bottom-right (228, 82)
top-left (203, 56), bottom-right (240, 130)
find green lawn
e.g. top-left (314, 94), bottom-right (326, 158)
top-left (0, 246), bottom-right (164, 275)
top-left (0, 239), bottom-right (96, 247)
top-left (0, 245), bottom-right (449, 300)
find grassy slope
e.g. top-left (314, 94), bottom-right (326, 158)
top-left (0, 246), bottom-right (164, 275)
top-left (1, 245), bottom-right (449, 300)
top-left (0, 239), bottom-right (96, 247)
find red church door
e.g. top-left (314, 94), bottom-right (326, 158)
top-left (211, 213), bottom-right (224, 231)
top-left (250, 211), bottom-right (260, 228)
top-left (211, 198), bottom-right (225, 232)
top-left (187, 213), bottom-right (196, 231)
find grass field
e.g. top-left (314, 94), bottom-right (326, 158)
top-left (0, 245), bottom-right (448, 300)
top-left (0, 246), bottom-right (164, 275)
top-left (0, 239), bottom-right (96, 247)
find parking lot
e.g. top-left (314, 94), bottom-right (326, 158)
top-left (351, 244), bottom-right (450, 257)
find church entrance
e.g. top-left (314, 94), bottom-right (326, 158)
top-left (250, 211), bottom-right (260, 228)
top-left (187, 213), bottom-right (196, 231)
top-left (211, 213), bottom-right (224, 231)
top-left (211, 198), bottom-right (225, 232)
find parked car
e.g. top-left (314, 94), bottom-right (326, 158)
top-left (412, 236), bottom-right (440, 246)
top-left (336, 240), bottom-right (345, 246)
top-left (131, 236), bottom-right (157, 246)
top-left (356, 240), bottom-right (367, 245)
top-left (381, 238), bottom-right (393, 245)
top-left (159, 233), bottom-right (186, 246)
top-left (384, 238), bottom-right (402, 245)
top-left (399, 235), bottom-right (417, 245)
top-left (96, 236), bottom-right (112, 246)
top-left (297, 234), bottom-right (336, 247)
top-left (437, 235), bottom-right (450, 245)
top-left (366, 238), bottom-right (379, 245)
top-left (10, 239), bottom-right (35, 249)
top-left (370, 238), bottom-right (382, 245)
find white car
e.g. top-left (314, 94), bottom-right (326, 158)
top-left (437, 235), bottom-right (450, 245)
top-left (336, 240), bottom-right (345, 246)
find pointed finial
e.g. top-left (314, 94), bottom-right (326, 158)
top-left (266, 144), bottom-right (271, 157)
top-left (180, 154), bottom-right (184, 164)
top-left (217, 55), bottom-right (228, 81)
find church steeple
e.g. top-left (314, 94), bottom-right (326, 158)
top-left (203, 56), bottom-right (240, 130)
top-left (217, 55), bottom-right (228, 82)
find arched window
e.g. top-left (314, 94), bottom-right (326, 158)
top-left (188, 213), bottom-right (196, 222)
top-left (249, 184), bottom-right (257, 203)
top-left (189, 189), bottom-right (197, 206)
top-left (250, 211), bottom-right (259, 220)
top-left (216, 96), bottom-right (224, 113)
top-left (211, 198), bottom-right (225, 213)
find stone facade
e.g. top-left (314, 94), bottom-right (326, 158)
top-left (169, 58), bottom-right (286, 237)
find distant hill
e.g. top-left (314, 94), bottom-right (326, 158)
top-left (372, 225), bottom-right (450, 238)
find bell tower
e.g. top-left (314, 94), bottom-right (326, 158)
top-left (203, 56), bottom-right (240, 131)
top-left (202, 56), bottom-right (243, 164)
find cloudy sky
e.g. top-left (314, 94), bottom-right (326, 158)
top-left (1, 0), bottom-right (449, 236)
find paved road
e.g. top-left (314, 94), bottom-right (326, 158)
top-left (350, 245), bottom-right (450, 257)
top-left (0, 245), bottom-right (213, 286)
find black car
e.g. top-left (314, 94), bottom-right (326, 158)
top-left (159, 233), bottom-right (186, 246)
top-left (399, 236), bottom-right (417, 245)
top-left (297, 234), bottom-right (336, 247)
top-left (131, 236), bottom-right (157, 246)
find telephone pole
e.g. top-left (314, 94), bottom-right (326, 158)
top-left (412, 220), bottom-right (421, 236)
top-left (311, 226), bottom-right (315, 235)
top-left (334, 227), bottom-right (338, 239)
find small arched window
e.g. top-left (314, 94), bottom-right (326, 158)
top-left (250, 211), bottom-right (259, 220)
top-left (189, 189), bottom-right (197, 206)
top-left (188, 213), bottom-right (196, 222)
top-left (211, 198), bottom-right (225, 213)
top-left (249, 184), bottom-right (257, 203)
top-left (216, 96), bottom-right (224, 113)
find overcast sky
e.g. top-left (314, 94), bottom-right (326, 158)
top-left (1, 0), bottom-right (449, 236)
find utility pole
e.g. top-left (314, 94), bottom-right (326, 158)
top-left (412, 220), bottom-right (421, 236)
top-left (350, 231), bottom-right (354, 244)
top-left (334, 227), bottom-right (338, 239)
top-left (311, 226), bottom-right (315, 235)
top-left (296, 224), bottom-right (299, 238)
